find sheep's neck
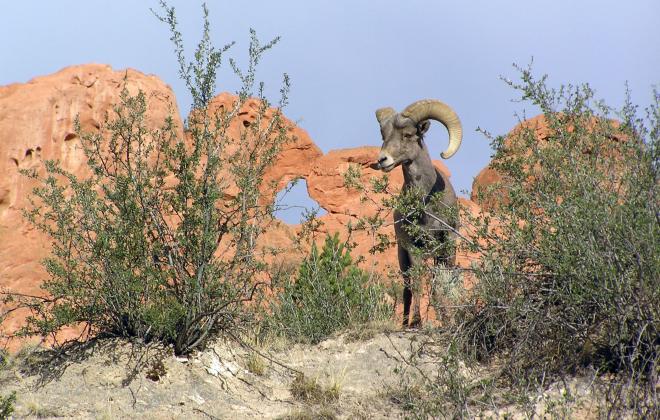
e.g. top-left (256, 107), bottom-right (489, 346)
top-left (402, 146), bottom-right (437, 195)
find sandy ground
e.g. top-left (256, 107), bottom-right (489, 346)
top-left (0, 328), bottom-right (618, 419)
top-left (0, 330), bottom-right (421, 419)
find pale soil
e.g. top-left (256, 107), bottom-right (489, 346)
top-left (0, 329), bottom-right (612, 419)
top-left (0, 330), bottom-right (418, 419)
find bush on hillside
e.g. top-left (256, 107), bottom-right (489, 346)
top-left (455, 66), bottom-right (659, 416)
top-left (0, 391), bottom-right (15, 420)
top-left (4, 3), bottom-right (292, 355)
top-left (362, 65), bottom-right (659, 418)
top-left (269, 233), bottom-right (391, 344)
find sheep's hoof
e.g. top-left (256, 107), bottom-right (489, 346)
top-left (409, 318), bottom-right (422, 329)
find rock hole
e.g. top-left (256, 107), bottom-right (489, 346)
top-left (10, 158), bottom-right (18, 167)
top-left (273, 178), bottom-right (327, 225)
top-left (25, 149), bottom-right (34, 159)
top-left (242, 120), bottom-right (250, 128)
top-left (61, 134), bottom-right (83, 171)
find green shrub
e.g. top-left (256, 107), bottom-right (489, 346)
top-left (0, 392), bottom-right (15, 420)
top-left (270, 234), bottom-right (391, 344)
top-left (5, 3), bottom-right (292, 355)
top-left (0, 349), bottom-right (8, 370)
top-left (374, 66), bottom-right (658, 418)
top-left (384, 340), bottom-right (481, 419)
top-left (456, 66), bottom-right (659, 416)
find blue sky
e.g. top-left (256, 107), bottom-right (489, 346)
top-left (1, 1), bottom-right (658, 223)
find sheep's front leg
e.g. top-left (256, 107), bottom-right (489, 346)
top-left (409, 255), bottom-right (423, 328)
top-left (399, 245), bottom-right (423, 328)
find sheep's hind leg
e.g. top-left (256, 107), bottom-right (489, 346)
top-left (410, 276), bottom-right (422, 328)
top-left (431, 233), bottom-right (456, 324)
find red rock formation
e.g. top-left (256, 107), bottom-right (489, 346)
top-left (199, 93), bottom-right (322, 200)
top-left (307, 147), bottom-right (451, 216)
top-left (0, 65), bottom-right (322, 350)
top-left (0, 65), bottom-right (185, 349)
top-left (0, 64), bottom-right (487, 348)
top-left (0, 64), bottom-right (182, 217)
top-left (471, 114), bottom-right (627, 211)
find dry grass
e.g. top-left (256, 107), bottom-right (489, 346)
top-left (343, 319), bottom-right (397, 343)
top-left (277, 406), bottom-right (337, 420)
top-left (24, 400), bottom-right (61, 418)
top-left (383, 376), bottom-right (427, 412)
top-left (145, 358), bottom-right (167, 382)
top-left (290, 373), bottom-right (341, 405)
top-left (245, 352), bottom-right (267, 376)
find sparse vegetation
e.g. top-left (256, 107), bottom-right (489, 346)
top-left (382, 66), bottom-right (659, 418)
top-left (268, 233), bottom-right (391, 344)
top-left (343, 319), bottom-right (397, 343)
top-left (290, 373), bottom-right (341, 405)
top-left (4, 2), bottom-right (293, 355)
top-left (0, 349), bottom-right (8, 371)
top-left (145, 358), bottom-right (167, 382)
top-left (0, 0), bottom-right (655, 417)
top-left (245, 352), bottom-right (267, 376)
top-left (382, 335), bottom-right (492, 418)
top-left (285, 373), bottom-right (342, 420)
top-left (279, 407), bottom-right (337, 420)
top-left (0, 391), bottom-right (15, 420)
top-left (24, 401), bottom-right (60, 419)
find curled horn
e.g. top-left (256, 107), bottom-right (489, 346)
top-left (375, 107), bottom-right (396, 125)
top-left (401, 99), bottom-right (463, 159)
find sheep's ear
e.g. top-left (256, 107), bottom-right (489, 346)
top-left (417, 120), bottom-right (431, 135)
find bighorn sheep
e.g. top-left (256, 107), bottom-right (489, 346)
top-left (374, 99), bottom-right (462, 327)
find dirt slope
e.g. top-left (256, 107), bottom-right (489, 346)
top-left (1, 331), bottom-right (417, 419)
top-left (1, 328), bottom-right (611, 419)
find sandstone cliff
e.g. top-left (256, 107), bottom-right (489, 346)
top-left (0, 64), bottom-right (485, 347)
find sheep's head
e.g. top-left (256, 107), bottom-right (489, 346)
top-left (375, 99), bottom-right (463, 172)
